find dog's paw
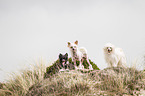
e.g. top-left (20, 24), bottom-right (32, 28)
top-left (65, 69), bottom-right (69, 71)
top-left (75, 66), bottom-right (79, 70)
top-left (78, 65), bottom-right (84, 70)
top-left (59, 68), bottom-right (65, 72)
top-left (89, 65), bottom-right (93, 70)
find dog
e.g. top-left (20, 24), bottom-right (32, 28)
top-left (44, 53), bottom-right (75, 78)
top-left (67, 40), bottom-right (93, 70)
top-left (59, 53), bottom-right (69, 71)
top-left (103, 43), bottom-right (127, 68)
top-left (59, 53), bottom-right (75, 71)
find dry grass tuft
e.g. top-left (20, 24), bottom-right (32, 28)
top-left (26, 71), bottom-right (95, 96)
top-left (91, 67), bottom-right (145, 95)
top-left (0, 61), bottom-right (46, 96)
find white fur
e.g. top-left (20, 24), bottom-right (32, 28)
top-left (79, 47), bottom-right (88, 58)
top-left (68, 41), bottom-right (93, 70)
top-left (103, 43), bottom-right (126, 68)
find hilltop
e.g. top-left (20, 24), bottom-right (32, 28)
top-left (0, 58), bottom-right (145, 96)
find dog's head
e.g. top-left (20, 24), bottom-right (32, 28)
top-left (59, 53), bottom-right (68, 65)
top-left (103, 43), bottom-right (115, 54)
top-left (67, 40), bottom-right (78, 52)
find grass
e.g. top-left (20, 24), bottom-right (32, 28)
top-left (91, 67), bottom-right (145, 95)
top-left (0, 58), bottom-right (145, 96)
top-left (27, 71), bottom-right (95, 96)
top-left (0, 60), bottom-right (46, 96)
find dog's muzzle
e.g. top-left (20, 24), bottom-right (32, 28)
top-left (61, 59), bottom-right (66, 65)
top-left (107, 48), bottom-right (112, 53)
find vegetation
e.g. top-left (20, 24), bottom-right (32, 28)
top-left (44, 58), bottom-right (100, 78)
top-left (0, 58), bottom-right (145, 96)
top-left (26, 67), bottom-right (145, 96)
top-left (0, 62), bottom-right (46, 96)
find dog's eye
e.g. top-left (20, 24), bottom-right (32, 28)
top-left (71, 47), bottom-right (73, 48)
top-left (74, 46), bottom-right (76, 48)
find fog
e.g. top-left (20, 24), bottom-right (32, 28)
top-left (0, 0), bottom-right (145, 82)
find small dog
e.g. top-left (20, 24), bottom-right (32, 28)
top-left (59, 53), bottom-right (69, 71)
top-left (44, 53), bottom-right (74, 78)
top-left (103, 43), bottom-right (126, 68)
top-left (67, 40), bottom-right (93, 70)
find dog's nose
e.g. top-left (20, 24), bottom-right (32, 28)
top-left (108, 48), bottom-right (112, 51)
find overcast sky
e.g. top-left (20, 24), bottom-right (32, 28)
top-left (0, 0), bottom-right (145, 82)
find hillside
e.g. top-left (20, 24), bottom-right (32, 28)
top-left (0, 59), bottom-right (145, 96)
top-left (27, 67), bottom-right (145, 96)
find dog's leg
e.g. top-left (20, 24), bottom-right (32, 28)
top-left (59, 63), bottom-right (65, 72)
top-left (73, 58), bottom-right (78, 70)
top-left (79, 58), bottom-right (84, 70)
top-left (65, 61), bottom-right (69, 71)
top-left (86, 58), bottom-right (93, 70)
top-left (113, 62), bottom-right (117, 67)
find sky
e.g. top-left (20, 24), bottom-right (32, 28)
top-left (0, 0), bottom-right (145, 82)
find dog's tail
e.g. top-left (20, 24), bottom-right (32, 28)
top-left (79, 47), bottom-right (88, 58)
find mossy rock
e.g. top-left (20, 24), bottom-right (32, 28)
top-left (44, 58), bottom-right (100, 79)
top-left (44, 60), bottom-right (60, 79)
top-left (68, 58), bottom-right (100, 70)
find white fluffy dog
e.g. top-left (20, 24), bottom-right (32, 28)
top-left (67, 40), bottom-right (93, 70)
top-left (103, 43), bottom-right (126, 68)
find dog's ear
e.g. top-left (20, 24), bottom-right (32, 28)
top-left (68, 42), bottom-right (71, 47)
top-left (74, 40), bottom-right (78, 45)
top-left (65, 53), bottom-right (68, 57)
top-left (59, 53), bottom-right (62, 58)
